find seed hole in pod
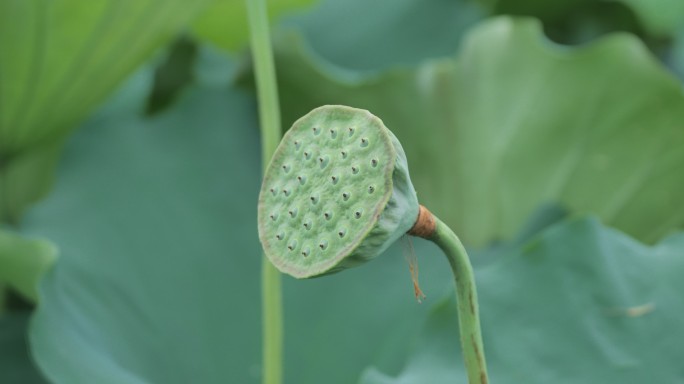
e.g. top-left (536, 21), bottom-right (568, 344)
top-left (324, 212), bottom-right (332, 220)
top-left (360, 138), bottom-right (369, 147)
top-left (351, 166), bottom-right (359, 174)
top-left (368, 186), bottom-right (375, 194)
top-left (288, 208), bottom-right (298, 218)
top-left (330, 129), bottom-right (337, 139)
top-left (269, 188), bottom-right (276, 196)
top-left (331, 175), bottom-right (339, 184)
top-left (269, 213), bottom-right (278, 221)
top-left (282, 164), bottom-right (291, 173)
top-left (302, 248), bottom-right (310, 257)
top-left (319, 240), bottom-right (329, 250)
top-left (304, 151), bottom-right (311, 160)
top-left (354, 210), bottom-right (363, 219)
top-left (312, 127), bottom-right (320, 135)
top-left (303, 221), bottom-right (312, 230)
top-left (297, 176), bottom-right (306, 185)
top-left (348, 127), bottom-right (355, 137)
top-left (371, 159), bottom-right (378, 167)
top-left (310, 196), bottom-right (318, 204)
top-left (294, 140), bottom-right (301, 150)
top-left (342, 192), bottom-right (350, 201)
top-left (338, 229), bottom-right (346, 238)
top-left (318, 156), bottom-right (329, 169)
top-left (276, 232), bottom-right (284, 240)
top-left (288, 240), bottom-right (298, 251)
top-left (282, 189), bottom-right (291, 197)
top-left (341, 151), bottom-right (348, 159)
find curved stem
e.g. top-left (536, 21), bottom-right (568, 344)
top-left (246, 1), bottom-right (284, 384)
top-left (427, 214), bottom-right (489, 383)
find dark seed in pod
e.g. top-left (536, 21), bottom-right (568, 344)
top-left (341, 151), bottom-right (347, 159)
top-left (371, 159), bottom-right (378, 167)
top-left (348, 127), bottom-right (354, 136)
top-left (342, 192), bottom-right (350, 201)
top-left (338, 230), bottom-right (346, 238)
top-left (368, 186), bottom-right (375, 194)
top-left (288, 240), bottom-right (298, 251)
top-left (351, 166), bottom-right (359, 174)
top-left (354, 211), bottom-right (362, 219)
top-left (324, 212), bottom-right (331, 220)
top-left (360, 138), bottom-right (369, 147)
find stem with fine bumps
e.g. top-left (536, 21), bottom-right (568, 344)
top-left (410, 205), bottom-right (489, 384)
top-left (246, 1), bottom-right (284, 383)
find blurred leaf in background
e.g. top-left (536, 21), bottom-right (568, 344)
top-left (362, 218), bottom-right (684, 384)
top-left (281, 0), bottom-right (486, 73)
top-left (0, 313), bottom-right (47, 384)
top-left (0, 0), bottom-right (211, 222)
top-left (272, 17), bottom-right (684, 247)
top-left (619, 0), bottom-right (684, 35)
top-left (486, 0), bottom-right (684, 39)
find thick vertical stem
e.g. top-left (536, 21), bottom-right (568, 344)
top-left (411, 206), bottom-right (488, 384)
top-left (245, 1), bottom-right (284, 384)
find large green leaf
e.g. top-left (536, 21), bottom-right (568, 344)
top-left (0, 0), bottom-right (211, 152)
top-left (618, 0), bottom-right (684, 35)
top-left (361, 217), bottom-right (684, 383)
top-left (0, 0), bottom-right (211, 221)
top-left (23, 65), bottom-right (456, 383)
top-left (487, 0), bottom-right (684, 37)
top-left (282, 0), bottom-right (485, 72)
top-left (272, 17), bottom-right (684, 246)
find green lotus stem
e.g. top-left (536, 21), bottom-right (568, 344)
top-left (245, 0), bottom-right (284, 383)
top-left (412, 206), bottom-right (488, 384)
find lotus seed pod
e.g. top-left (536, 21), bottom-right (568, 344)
top-left (258, 105), bottom-right (419, 278)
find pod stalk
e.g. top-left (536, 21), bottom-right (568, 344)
top-left (409, 204), bottom-right (489, 384)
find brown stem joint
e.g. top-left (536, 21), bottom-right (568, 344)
top-left (408, 205), bottom-right (436, 239)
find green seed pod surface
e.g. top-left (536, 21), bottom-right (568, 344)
top-left (258, 105), bottom-right (419, 278)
